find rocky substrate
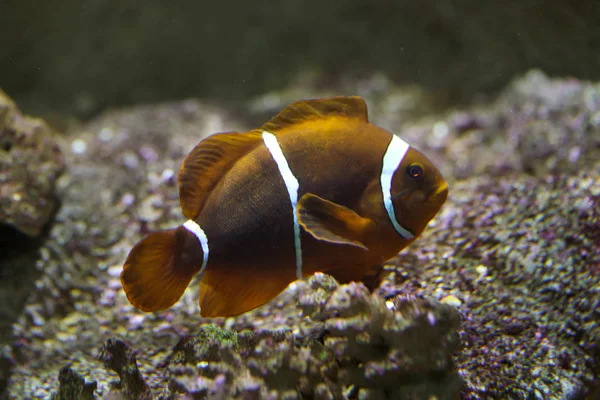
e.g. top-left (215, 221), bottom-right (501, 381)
top-left (1, 70), bottom-right (598, 399)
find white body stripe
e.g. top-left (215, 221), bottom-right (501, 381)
top-left (261, 130), bottom-right (303, 279)
top-left (183, 219), bottom-right (210, 274)
top-left (380, 135), bottom-right (415, 240)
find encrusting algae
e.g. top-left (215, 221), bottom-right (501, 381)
top-left (121, 96), bottom-right (448, 317)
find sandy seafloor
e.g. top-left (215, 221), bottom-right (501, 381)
top-left (1, 70), bottom-right (599, 399)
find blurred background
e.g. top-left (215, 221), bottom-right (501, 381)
top-left (1, 0), bottom-right (599, 118)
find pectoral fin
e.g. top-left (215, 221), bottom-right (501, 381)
top-left (296, 193), bottom-right (371, 250)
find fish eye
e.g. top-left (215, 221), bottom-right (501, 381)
top-left (407, 163), bottom-right (424, 180)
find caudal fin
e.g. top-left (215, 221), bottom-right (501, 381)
top-left (121, 226), bottom-right (203, 312)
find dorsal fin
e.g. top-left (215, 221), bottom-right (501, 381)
top-left (178, 131), bottom-right (262, 219)
top-left (260, 96), bottom-right (369, 134)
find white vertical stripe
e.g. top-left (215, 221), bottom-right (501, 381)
top-left (183, 219), bottom-right (210, 274)
top-left (262, 131), bottom-right (303, 279)
top-left (380, 135), bottom-right (415, 240)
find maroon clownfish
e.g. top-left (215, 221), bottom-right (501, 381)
top-left (121, 96), bottom-right (448, 317)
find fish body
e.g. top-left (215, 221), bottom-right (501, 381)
top-left (121, 96), bottom-right (448, 317)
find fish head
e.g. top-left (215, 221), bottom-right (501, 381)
top-left (390, 147), bottom-right (448, 236)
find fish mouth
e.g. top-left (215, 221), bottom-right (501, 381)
top-left (392, 181), bottom-right (448, 203)
top-left (428, 181), bottom-right (449, 201)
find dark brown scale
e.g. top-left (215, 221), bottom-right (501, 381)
top-left (198, 144), bottom-right (296, 269)
top-left (120, 96), bottom-right (448, 318)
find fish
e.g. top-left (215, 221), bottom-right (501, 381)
top-left (121, 96), bottom-right (448, 317)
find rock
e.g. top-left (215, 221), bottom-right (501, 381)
top-left (97, 339), bottom-right (151, 400)
top-left (151, 286), bottom-right (461, 400)
top-left (50, 366), bottom-right (97, 400)
top-left (0, 353), bottom-right (13, 400)
top-left (3, 99), bottom-right (242, 399)
top-left (0, 89), bottom-right (65, 237)
top-left (429, 168), bottom-right (600, 399)
top-left (3, 72), bottom-right (600, 399)
top-left (0, 90), bottom-right (65, 372)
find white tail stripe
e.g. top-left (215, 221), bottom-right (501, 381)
top-left (380, 135), bottom-right (415, 240)
top-left (183, 219), bottom-right (210, 274)
top-left (262, 131), bottom-right (303, 279)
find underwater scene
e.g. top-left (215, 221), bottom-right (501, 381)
top-left (1, 2), bottom-right (599, 399)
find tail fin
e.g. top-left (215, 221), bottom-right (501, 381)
top-left (121, 225), bottom-right (203, 312)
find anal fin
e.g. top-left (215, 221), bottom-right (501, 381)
top-left (296, 193), bottom-right (372, 250)
top-left (198, 264), bottom-right (296, 317)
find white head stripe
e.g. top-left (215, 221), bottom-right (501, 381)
top-left (262, 131), bottom-right (303, 279)
top-left (380, 135), bottom-right (415, 240)
top-left (183, 219), bottom-right (210, 274)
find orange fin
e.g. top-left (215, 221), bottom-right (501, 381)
top-left (121, 226), bottom-right (203, 312)
top-left (260, 96), bottom-right (369, 134)
top-left (296, 193), bottom-right (371, 250)
top-left (178, 131), bottom-right (263, 219)
top-left (198, 265), bottom-right (296, 317)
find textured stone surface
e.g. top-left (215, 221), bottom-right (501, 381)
top-left (0, 90), bottom-right (65, 381)
top-left (44, 282), bottom-right (461, 400)
top-left (2, 99), bottom-right (242, 399)
top-left (389, 169), bottom-right (600, 399)
top-left (97, 339), bottom-right (151, 399)
top-left (0, 89), bottom-right (64, 236)
top-left (50, 366), bottom-right (97, 400)
top-left (160, 285), bottom-right (461, 400)
top-left (1, 71), bottom-right (599, 399)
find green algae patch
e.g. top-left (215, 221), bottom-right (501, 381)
top-left (169, 323), bottom-right (248, 365)
top-left (197, 323), bottom-right (241, 350)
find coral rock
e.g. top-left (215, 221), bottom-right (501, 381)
top-left (165, 279), bottom-right (462, 400)
top-left (0, 89), bottom-right (64, 236)
top-left (98, 339), bottom-right (151, 400)
top-left (50, 366), bottom-right (97, 400)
